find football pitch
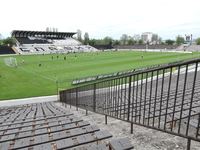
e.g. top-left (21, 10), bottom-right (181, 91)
top-left (0, 50), bottom-right (199, 100)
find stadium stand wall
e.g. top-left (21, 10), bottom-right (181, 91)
top-left (0, 46), bottom-right (16, 55)
top-left (114, 44), bottom-right (179, 50)
top-left (93, 44), bottom-right (113, 50)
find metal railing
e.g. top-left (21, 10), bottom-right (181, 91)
top-left (60, 58), bottom-right (200, 150)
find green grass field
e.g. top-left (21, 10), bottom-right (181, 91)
top-left (0, 51), bottom-right (199, 100)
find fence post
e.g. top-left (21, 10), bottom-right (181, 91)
top-left (93, 84), bottom-right (96, 112)
top-left (64, 91), bottom-right (67, 108)
top-left (127, 75), bottom-right (132, 121)
top-left (76, 88), bottom-right (78, 111)
top-left (131, 123), bottom-right (133, 134)
top-left (187, 138), bottom-right (191, 150)
top-left (105, 115), bottom-right (108, 124)
top-left (59, 91), bottom-right (62, 103)
top-left (70, 89), bottom-right (72, 108)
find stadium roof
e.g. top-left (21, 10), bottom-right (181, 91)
top-left (11, 30), bottom-right (76, 38)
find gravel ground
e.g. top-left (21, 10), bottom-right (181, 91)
top-left (57, 102), bottom-right (200, 150)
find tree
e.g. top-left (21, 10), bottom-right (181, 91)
top-left (103, 36), bottom-right (113, 45)
top-left (0, 33), bottom-right (2, 40)
top-left (196, 38), bottom-right (200, 45)
top-left (165, 39), bottom-right (175, 45)
top-left (120, 34), bottom-right (128, 45)
top-left (77, 29), bottom-right (82, 42)
top-left (84, 32), bottom-right (89, 45)
top-left (176, 36), bottom-right (185, 45)
top-left (127, 36), bottom-right (136, 45)
top-left (88, 39), bottom-right (97, 46)
top-left (113, 40), bottom-right (120, 46)
top-left (138, 39), bottom-right (144, 44)
top-left (2, 37), bottom-right (15, 46)
top-left (0, 34), bottom-right (2, 45)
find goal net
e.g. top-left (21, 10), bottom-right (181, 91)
top-left (4, 57), bottom-right (18, 67)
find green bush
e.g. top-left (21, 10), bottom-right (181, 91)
top-left (196, 38), bottom-right (200, 45)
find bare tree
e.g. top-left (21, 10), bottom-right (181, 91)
top-left (151, 34), bottom-right (158, 44)
top-left (77, 29), bottom-right (82, 42)
top-left (120, 34), bottom-right (128, 45)
top-left (84, 32), bottom-right (89, 45)
top-left (46, 27), bottom-right (49, 32)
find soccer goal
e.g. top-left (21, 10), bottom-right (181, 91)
top-left (4, 57), bottom-right (18, 67)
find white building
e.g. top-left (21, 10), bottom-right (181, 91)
top-left (141, 32), bottom-right (153, 44)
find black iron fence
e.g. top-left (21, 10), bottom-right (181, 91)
top-left (60, 58), bottom-right (200, 150)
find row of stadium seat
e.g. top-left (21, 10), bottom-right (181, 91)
top-left (16, 37), bottom-right (51, 44)
top-left (0, 102), bottom-right (133, 150)
top-left (17, 45), bottom-right (97, 54)
top-left (16, 37), bottom-right (82, 46)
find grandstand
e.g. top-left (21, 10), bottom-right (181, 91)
top-left (12, 30), bottom-right (98, 54)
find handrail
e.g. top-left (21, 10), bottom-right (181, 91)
top-left (61, 58), bottom-right (200, 91)
top-left (60, 57), bottom-right (200, 150)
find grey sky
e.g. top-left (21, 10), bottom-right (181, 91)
top-left (0, 0), bottom-right (200, 39)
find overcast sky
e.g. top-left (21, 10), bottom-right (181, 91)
top-left (0, 0), bottom-right (200, 40)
